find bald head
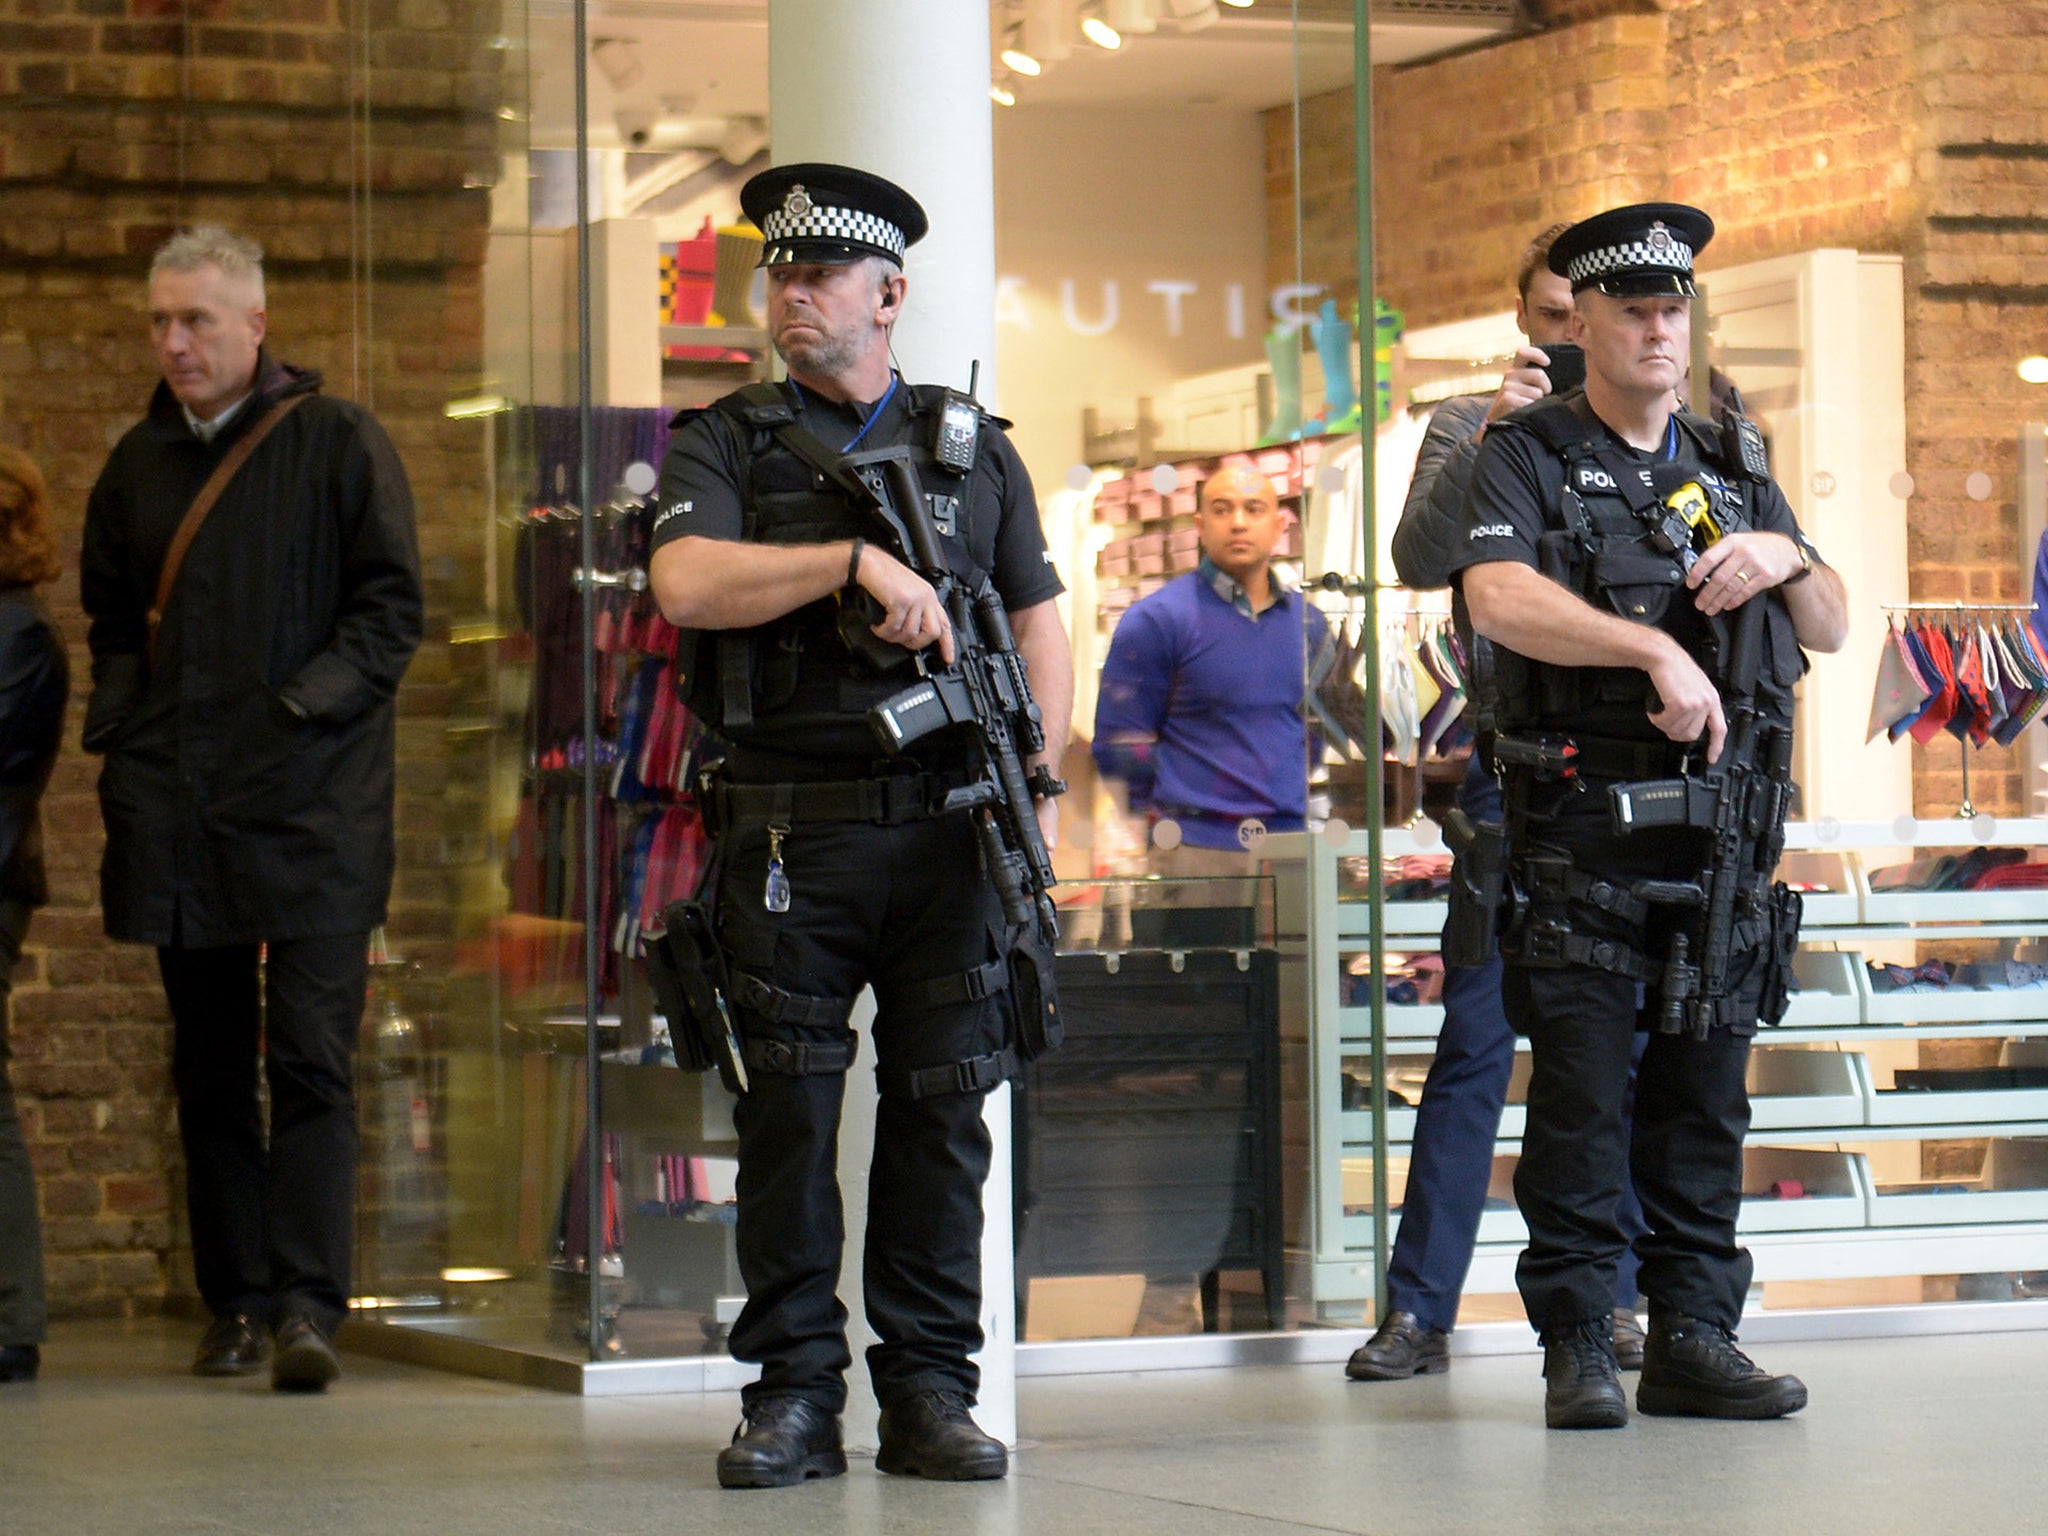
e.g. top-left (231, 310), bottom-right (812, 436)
top-left (1195, 463), bottom-right (1285, 595)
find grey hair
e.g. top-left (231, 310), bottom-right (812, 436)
top-left (150, 225), bottom-right (266, 307)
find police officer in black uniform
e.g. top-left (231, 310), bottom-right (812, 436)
top-left (1448, 203), bottom-right (1849, 1431)
top-left (648, 164), bottom-right (1072, 1487)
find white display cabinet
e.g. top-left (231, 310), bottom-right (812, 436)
top-left (1309, 818), bottom-right (2048, 1315)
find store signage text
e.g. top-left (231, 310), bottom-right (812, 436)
top-left (994, 278), bottom-right (1336, 340)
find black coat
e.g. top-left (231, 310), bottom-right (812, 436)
top-left (0, 586), bottom-right (69, 907)
top-left (80, 352), bottom-right (423, 947)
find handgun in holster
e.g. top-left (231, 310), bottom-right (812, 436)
top-left (1488, 732), bottom-right (1580, 783)
top-left (643, 899), bottom-right (750, 1095)
top-left (1443, 806), bottom-right (1521, 967)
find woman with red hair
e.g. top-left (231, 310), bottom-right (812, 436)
top-left (0, 445), bottom-right (69, 1385)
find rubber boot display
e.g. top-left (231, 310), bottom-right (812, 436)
top-left (1309, 297), bottom-right (1360, 436)
top-left (711, 224), bottom-right (764, 329)
top-left (1258, 323), bottom-right (1304, 446)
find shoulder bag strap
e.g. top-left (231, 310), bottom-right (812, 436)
top-left (147, 393), bottom-right (308, 658)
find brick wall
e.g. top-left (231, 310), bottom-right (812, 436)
top-left (1273, 0), bottom-right (2045, 817)
top-left (0, 1), bottom-right (498, 1317)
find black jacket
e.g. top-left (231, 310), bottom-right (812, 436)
top-left (80, 352), bottom-right (423, 946)
top-left (0, 586), bottom-right (69, 906)
top-left (1392, 392), bottom-right (1490, 592)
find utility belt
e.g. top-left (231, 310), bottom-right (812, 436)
top-left (1445, 730), bottom-right (1800, 1037)
top-left (1487, 730), bottom-right (1695, 784)
top-left (645, 763), bottom-right (1065, 1096)
top-left (699, 768), bottom-right (974, 835)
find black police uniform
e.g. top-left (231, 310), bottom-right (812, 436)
top-left (654, 378), bottom-right (1062, 1418)
top-left (1447, 388), bottom-right (1811, 1338)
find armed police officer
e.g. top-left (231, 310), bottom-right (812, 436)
top-left (648, 164), bottom-right (1073, 1488)
top-left (1448, 204), bottom-right (1847, 1431)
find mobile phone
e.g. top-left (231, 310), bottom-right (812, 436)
top-left (1539, 342), bottom-right (1585, 393)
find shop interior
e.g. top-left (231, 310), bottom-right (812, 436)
top-left (343, 0), bottom-right (2048, 1386)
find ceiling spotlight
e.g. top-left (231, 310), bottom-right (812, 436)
top-left (991, 82), bottom-right (1017, 107)
top-left (1108, 0), bottom-right (1159, 32)
top-left (2020, 355), bottom-right (2048, 385)
top-left (1001, 45), bottom-right (1042, 76)
top-left (718, 114), bottom-right (769, 166)
top-left (590, 36), bottom-right (643, 92)
top-left (1081, 14), bottom-right (1123, 49)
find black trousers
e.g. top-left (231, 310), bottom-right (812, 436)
top-left (1503, 776), bottom-right (1756, 1334)
top-left (0, 898), bottom-right (43, 1347)
top-left (161, 933), bottom-right (369, 1331)
top-left (717, 810), bottom-right (1008, 1416)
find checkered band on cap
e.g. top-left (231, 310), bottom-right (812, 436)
top-left (758, 187), bottom-right (906, 262)
top-left (1565, 225), bottom-right (1695, 286)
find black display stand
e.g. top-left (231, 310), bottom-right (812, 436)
top-left (1014, 948), bottom-right (1284, 1333)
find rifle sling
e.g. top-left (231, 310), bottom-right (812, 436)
top-left (148, 393), bottom-right (308, 660)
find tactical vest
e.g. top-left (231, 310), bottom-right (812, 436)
top-left (1488, 394), bottom-right (1803, 739)
top-left (677, 380), bottom-right (1005, 757)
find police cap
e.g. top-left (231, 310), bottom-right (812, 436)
top-left (1548, 202), bottom-right (1714, 297)
top-left (739, 162), bottom-right (929, 269)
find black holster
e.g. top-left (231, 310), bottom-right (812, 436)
top-left (1443, 806), bottom-right (1517, 968)
top-left (643, 899), bottom-right (750, 1095)
top-left (1007, 922), bottom-right (1064, 1061)
top-left (1755, 881), bottom-right (1804, 1027)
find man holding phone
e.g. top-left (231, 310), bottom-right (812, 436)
top-left (1353, 224), bottom-right (1651, 1385)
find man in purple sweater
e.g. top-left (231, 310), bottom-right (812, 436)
top-left (1093, 464), bottom-right (1324, 867)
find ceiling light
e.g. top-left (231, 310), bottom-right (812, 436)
top-left (1108, 0), bottom-right (1159, 32)
top-left (991, 82), bottom-right (1017, 106)
top-left (718, 114), bottom-right (769, 166)
top-left (1001, 46), bottom-right (1042, 76)
top-left (590, 36), bottom-right (643, 92)
top-left (1218, 0), bottom-right (1254, 7)
top-left (1081, 14), bottom-right (1123, 49)
top-left (2020, 355), bottom-right (2048, 385)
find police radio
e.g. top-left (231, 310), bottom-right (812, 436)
top-left (1722, 410), bottom-right (1770, 482)
top-left (932, 360), bottom-right (982, 475)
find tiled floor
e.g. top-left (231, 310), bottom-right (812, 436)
top-left (5, 1317), bottom-right (2048, 1534)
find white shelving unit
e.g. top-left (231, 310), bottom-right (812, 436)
top-left (1307, 816), bottom-right (2048, 1315)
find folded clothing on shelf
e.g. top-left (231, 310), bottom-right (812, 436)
top-left (1338, 852), bottom-right (1454, 903)
top-left (1867, 957), bottom-right (2048, 992)
top-left (1866, 958), bottom-right (1962, 992)
top-left (1867, 846), bottom-right (2031, 892)
top-left (1342, 951), bottom-right (1444, 1007)
top-left (1892, 1066), bottom-right (2048, 1092)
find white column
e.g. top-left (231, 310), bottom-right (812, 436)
top-left (765, 0), bottom-right (1013, 1454)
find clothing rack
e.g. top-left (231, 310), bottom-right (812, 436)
top-left (1880, 601), bottom-right (2039, 819)
top-left (1309, 573), bottom-right (1401, 599)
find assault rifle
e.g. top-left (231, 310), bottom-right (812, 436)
top-left (1606, 594), bottom-right (1798, 1037)
top-left (839, 444), bottom-right (1062, 948)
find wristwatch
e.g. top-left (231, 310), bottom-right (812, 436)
top-left (1785, 535), bottom-right (1818, 584)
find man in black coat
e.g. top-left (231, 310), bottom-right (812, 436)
top-left (81, 227), bottom-right (422, 1392)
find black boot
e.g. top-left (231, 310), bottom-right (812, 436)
top-left (1637, 1312), bottom-right (1807, 1420)
top-left (876, 1390), bottom-right (1008, 1480)
top-left (1540, 1315), bottom-right (1628, 1430)
top-left (1345, 1310), bottom-right (1450, 1381)
top-left (716, 1396), bottom-right (847, 1489)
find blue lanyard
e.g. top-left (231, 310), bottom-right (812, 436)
top-left (1661, 415), bottom-right (1679, 460)
top-left (791, 374), bottom-right (899, 452)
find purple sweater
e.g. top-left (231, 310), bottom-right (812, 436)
top-left (1092, 563), bottom-right (1323, 850)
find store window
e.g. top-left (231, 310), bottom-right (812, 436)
top-left (345, 0), bottom-right (2048, 1382)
